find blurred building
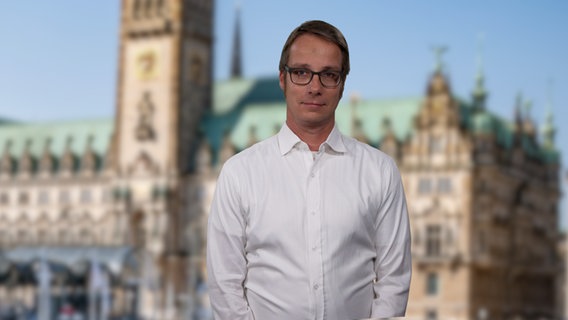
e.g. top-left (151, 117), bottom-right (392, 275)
top-left (0, 1), bottom-right (563, 320)
top-left (0, 0), bottom-right (214, 319)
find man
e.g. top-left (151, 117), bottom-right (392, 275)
top-left (207, 20), bottom-right (411, 320)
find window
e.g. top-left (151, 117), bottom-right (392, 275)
top-left (59, 230), bottom-right (72, 244)
top-left (437, 177), bottom-right (452, 194)
top-left (426, 309), bottom-right (437, 320)
top-left (426, 273), bottom-right (439, 295)
top-left (0, 193), bottom-right (8, 205)
top-left (426, 225), bottom-right (442, 257)
top-left (418, 178), bottom-right (432, 194)
top-left (80, 189), bottom-right (92, 204)
top-left (429, 136), bottom-right (444, 153)
top-left (102, 189), bottom-right (112, 203)
top-left (18, 230), bottom-right (29, 244)
top-left (38, 230), bottom-right (48, 243)
top-left (59, 190), bottom-right (70, 204)
top-left (476, 230), bottom-right (487, 255)
top-left (79, 229), bottom-right (93, 244)
top-left (38, 190), bottom-right (50, 205)
top-left (18, 192), bottom-right (29, 205)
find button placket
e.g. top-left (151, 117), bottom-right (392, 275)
top-left (306, 158), bottom-right (324, 319)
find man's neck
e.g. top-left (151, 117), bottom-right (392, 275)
top-left (286, 120), bottom-right (334, 151)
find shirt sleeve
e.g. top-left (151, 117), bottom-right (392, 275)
top-left (206, 163), bottom-right (255, 320)
top-left (370, 160), bottom-right (412, 318)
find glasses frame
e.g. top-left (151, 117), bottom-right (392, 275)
top-left (284, 66), bottom-right (343, 88)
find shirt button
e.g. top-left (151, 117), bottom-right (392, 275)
top-left (313, 284), bottom-right (319, 290)
top-left (311, 211), bottom-right (316, 216)
top-left (310, 173), bottom-right (315, 178)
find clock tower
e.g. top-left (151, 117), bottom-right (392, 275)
top-left (114, 0), bottom-right (213, 176)
top-left (111, 0), bottom-right (213, 317)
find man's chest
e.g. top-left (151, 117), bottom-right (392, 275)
top-left (242, 155), bottom-right (379, 254)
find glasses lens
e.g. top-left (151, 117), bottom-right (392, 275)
top-left (289, 68), bottom-right (311, 85)
top-left (319, 71), bottom-right (341, 87)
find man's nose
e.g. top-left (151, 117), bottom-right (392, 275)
top-left (308, 74), bottom-right (323, 93)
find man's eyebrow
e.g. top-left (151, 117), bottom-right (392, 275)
top-left (287, 63), bottom-right (340, 71)
top-left (287, 63), bottom-right (310, 68)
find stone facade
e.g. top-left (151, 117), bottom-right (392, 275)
top-left (0, 0), bottom-right (213, 318)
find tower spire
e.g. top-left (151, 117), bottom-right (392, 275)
top-left (431, 45), bottom-right (448, 74)
top-left (472, 34), bottom-right (487, 110)
top-left (542, 79), bottom-right (556, 149)
top-left (230, 2), bottom-right (243, 79)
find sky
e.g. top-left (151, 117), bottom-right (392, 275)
top-left (0, 1), bottom-right (566, 226)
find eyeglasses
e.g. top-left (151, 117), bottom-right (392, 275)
top-left (284, 66), bottom-right (343, 88)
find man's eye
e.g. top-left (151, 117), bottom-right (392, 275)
top-left (322, 71), bottom-right (340, 80)
top-left (293, 69), bottom-right (310, 77)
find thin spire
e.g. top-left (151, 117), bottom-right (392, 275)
top-left (514, 92), bottom-right (524, 132)
top-left (542, 79), bottom-right (556, 149)
top-left (472, 33), bottom-right (487, 110)
top-left (431, 45), bottom-right (448, 73)
top-left (230, 2), bottom-right (243, 79)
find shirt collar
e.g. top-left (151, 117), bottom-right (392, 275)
top-left (277, 123), bottom-right (347, 156)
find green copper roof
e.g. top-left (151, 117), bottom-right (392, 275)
top-left (207, 75), bottom-right (558, 165)
top-left (336, 97), bottom-right (422, 144)
top-left (0, 118), bottom-right (113, 160)
top-left (0, 117), bottom-right (18, 125)
top-left (212, 77), bottom-right (284, 115)
top-left (2, 75), bottom-right (559, 173)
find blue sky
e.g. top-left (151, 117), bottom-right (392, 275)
top-left (0, 1), bottom-right (566, 226)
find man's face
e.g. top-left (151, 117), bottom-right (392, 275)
top-left (279, 34), bottom-right (344, 132)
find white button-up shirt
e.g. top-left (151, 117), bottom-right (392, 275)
top-left (207, 124), bottom-right (411, 320)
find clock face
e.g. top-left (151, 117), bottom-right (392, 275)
top-left (136, 50), bottom-right (158, 80)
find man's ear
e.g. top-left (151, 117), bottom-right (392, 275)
top-left (279, 70), bottom-right (286, 91)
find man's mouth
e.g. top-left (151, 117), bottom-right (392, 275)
top-left (302, 102), bottom-right (325, 107)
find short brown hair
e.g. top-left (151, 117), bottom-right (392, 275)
top-left (279, 20), bottom-right (350, 80)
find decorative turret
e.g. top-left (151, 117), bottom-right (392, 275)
top-left (432, 46), bottom-right (448, 74)
top-left (541, 110), bottom-right (556, 150)
top-left (512, 92), bottom-right (528, 150)
top-left (350, 93), bottom-right (368, 143)
top-left (380, 117), bottom-right (400, 160)
top-left (18, 139), bottom-right (35, 177)
top-left (416, 47), bottom-right (459, 129)
top-left (60, 136), bottom-right (77, 175)
top-left (81, 135), bottom-right (98, 174)
top-left (472, 34), bottom-right (488, 111)
top-left (39, 138), bottom-right (54, 175)
top-left (513, 92), bottom-right (524, 134)
top-left (541, 82), bottom-right (556, 150)
top-left (0, 140), bottom-right (14, 176)
top-left (219, 131), bottom-right (236, 166)
top-left (522, 99), bottom-right (536, 138)
top-left (247, 125), bottom-right (258, 147)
